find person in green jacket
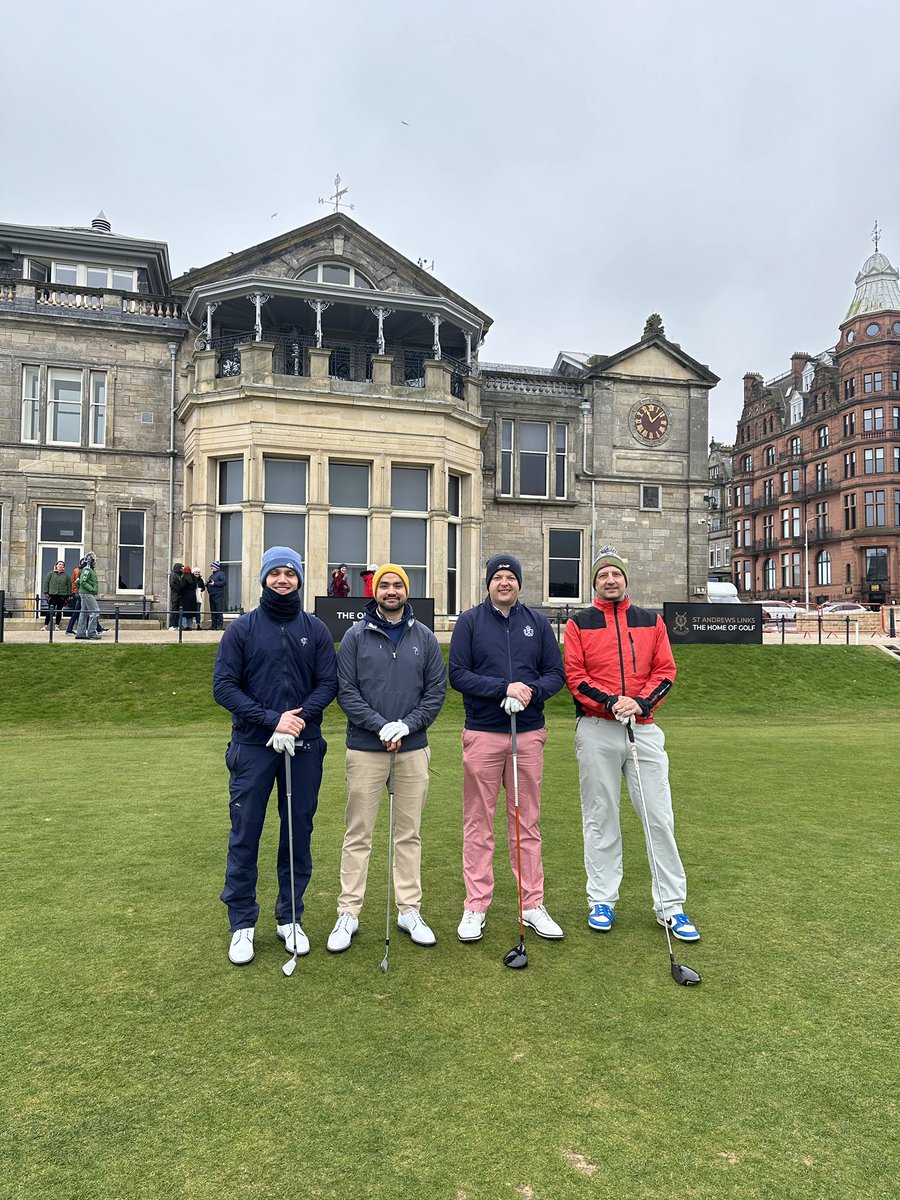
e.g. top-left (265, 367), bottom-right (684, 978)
top-left (43, 560), bottom-right (71, 628)
top-left (75, 553), bottom-right (101, 640)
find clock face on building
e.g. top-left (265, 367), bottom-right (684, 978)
top-left (633, 402), bottom-right (670, 442)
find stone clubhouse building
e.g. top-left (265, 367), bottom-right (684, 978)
top-left (0, 211), bottom-right (718, 626)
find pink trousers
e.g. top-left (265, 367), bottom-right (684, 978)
top-left (461, 727), bottom-right (548, 911)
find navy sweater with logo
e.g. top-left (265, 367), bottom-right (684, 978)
top-left (448, 597), bottom-right (565, 733)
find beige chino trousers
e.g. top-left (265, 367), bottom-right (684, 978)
top-left (337, 747), bottom-right (431, 917)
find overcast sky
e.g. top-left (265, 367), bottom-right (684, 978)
top-left (3, 0), bottom-right (900, 442)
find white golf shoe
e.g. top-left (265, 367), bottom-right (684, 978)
top-left (228, 927), bottom-right (255, 965)
top-left (522, 905), bottom-right (564, 939)
top-left (397, 909), bottom-right (436, 946)
top-left (326, 911), bottom-right (359, 953)
top-left (457, 909), bottom-right (486, 942)
top-left (276, 922), bottom-right (310, 956)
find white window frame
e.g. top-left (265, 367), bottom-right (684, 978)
top-left (447, 472), bottom-right (462, 617)
top-left (36, 506), bottom-right (84, 596)
top-left (21, 365), bottom-right (40, 442)
top-left (117, 510), bottom-right (146, 593)
top-left (262, 456), bottom-right (308, 558)
top-left (390, 465), bottom-right (429, 598)
top-left (50, 262), bottom-right (137, 291)
top-left (328, 460), bottom-right (371, 582)
top-left (89, 371), bottom-right (107, 447)
top-left (296, 262), bottom-right (375, 289)
top-left (46, 368), bottom-right (83, 446)
top-left (640, 484), bottom-right (662, 511)
top-left (217, 458), bottom-right (245, 610)
top-left (546, 526), bottom-right (583, 603)
top-left (499, 417), bottom-right (568, 500)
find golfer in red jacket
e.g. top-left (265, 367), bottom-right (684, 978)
top-left (564, 547), bottom-right (699, 943)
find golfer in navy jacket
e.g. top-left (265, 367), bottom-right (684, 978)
top-left (213, 546), bottom-right (338, 965)
top-left (449, 553), bottom-right (566, 944)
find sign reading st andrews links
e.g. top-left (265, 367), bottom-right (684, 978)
top-left (663, 603), bottom-right (762, 645)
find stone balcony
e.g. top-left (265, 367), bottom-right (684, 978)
top-left (188, 339), bottom-right (482, 412)
top-left (0, 279), bottom-right (186, 326)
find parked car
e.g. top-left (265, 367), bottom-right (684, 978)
top-left (753, 600), bottom-right (809, 621)
top-left (818, 601), bottom-right (870, 614)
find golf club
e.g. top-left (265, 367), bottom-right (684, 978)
top-left (380, 751), bottom-right (396, 974)
top-left (282, 745), bottom-right (298, 978)
top-left (503, 711), bottom-right (529, 970)
top-left (624, 720), bottom-right (700, 986)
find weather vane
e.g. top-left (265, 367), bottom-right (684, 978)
top-left (872, 219), bottom-right (881, 252)
top-left (319, 173), bottom-right (355, 214)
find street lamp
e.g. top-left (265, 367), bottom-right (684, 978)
top-left (803, 515), bottom-right (816, 610)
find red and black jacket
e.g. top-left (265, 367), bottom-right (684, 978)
top-left (564, 596), bottom-right (675, 723)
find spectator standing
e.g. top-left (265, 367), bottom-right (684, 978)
top-left (192, 568), bottom-right (206, 629)
top-left (179, 565), bottom-right (199, 631)
top-left (213, 546), bottom-right (338, 966)
top-left (207, 560), bottom-right (227, 630)
top-left (449, 553), bottom-right (566, 943)
top-left (327, 565), bottom-right (447, 953)
top-left (43, 560), bottom-right (71, 628)
top-left (74, 553), bottom-right (101, 640)
top-left (360, 564), bottom-right (376, 598)
top-left (328, 564), bottom-right (350, 598)
top-left (65, 563), bottom-right (82, 635)
top-left (168, 561), bottom-right (184, 628)
top-left (562, 548), bottom-right (699, 942)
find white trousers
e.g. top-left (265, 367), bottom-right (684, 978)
top-left (574, 716), bottom-right (687, 917)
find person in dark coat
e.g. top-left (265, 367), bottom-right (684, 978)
top-left (168, 561), bottom-right (184, 628)
top-left (179, 565), bottom-right (199, 630)
top-left (207, 560), bottom-right (227, 630)
top-left (213, 546), bottom-right (338, 966)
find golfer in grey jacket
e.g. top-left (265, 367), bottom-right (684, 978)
top-left (328, 564), bottom-right (447, 952)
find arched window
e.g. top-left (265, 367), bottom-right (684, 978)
top-left (296, 262), bottom-right (376, 288)
top-left (816, 550), bottom-right (832, 586)
top-left (764, 558), bottom-right (776, 589)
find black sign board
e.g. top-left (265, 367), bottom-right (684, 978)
top-left (314, 596), bottom-right (436, 642)
top-left (663, 602), bottom-right (762, 644)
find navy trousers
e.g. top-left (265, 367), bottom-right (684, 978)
top-left (220, 738), bottom-right (327, 931)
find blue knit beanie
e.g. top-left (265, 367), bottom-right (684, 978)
top-left (259, 546), bottom-right (304, 587)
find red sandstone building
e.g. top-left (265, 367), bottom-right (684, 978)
top-left (731, 246), bottom-right (900, 606)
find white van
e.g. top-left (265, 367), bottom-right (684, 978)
top-left (706, 580), bottom-right (741, 604)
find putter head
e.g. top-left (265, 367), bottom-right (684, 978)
top-left (671, 962), bottom-right (701, 986)
top-left (282, 957), bottom-right (297, 978)
top-left (503, 942), bottom-right (528, 970)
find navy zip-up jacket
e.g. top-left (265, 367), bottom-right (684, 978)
top-left (337, 600), bottom-right (447, 752)
top-left (213, 606), bottom-right (338, 744)
top-left (449, 597), bottom-right (565, 733)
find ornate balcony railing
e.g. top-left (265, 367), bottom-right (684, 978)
top-left (121, 295), bottom-right (183, 319)
top-left (0, 280), bottom-right (184, 322)
top-left (209, 331), bottom-right (473, 390)
top-left (36, 284), bottom-right (106, 310)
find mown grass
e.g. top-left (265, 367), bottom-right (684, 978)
top-left (2, 644), bottom-right (898, 1199)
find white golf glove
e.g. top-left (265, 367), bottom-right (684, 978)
top-left (614, 713), bottom-right (636, 728)
top-left (501, 696), bottom-right (525, 715)
top-left (266, 732), bottom-right (296, 756)
top-left (379, 720), bottom-right (410, 745)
